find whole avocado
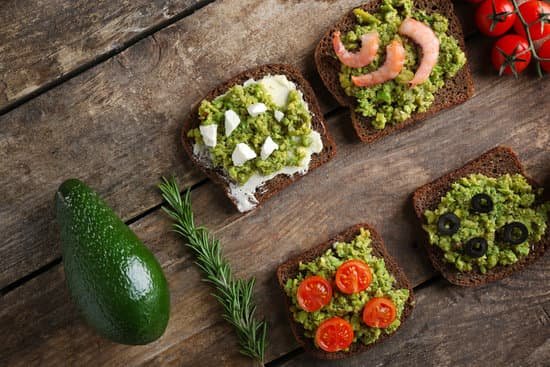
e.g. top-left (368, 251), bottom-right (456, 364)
top-left (55, 179), bottom-right (170, 345)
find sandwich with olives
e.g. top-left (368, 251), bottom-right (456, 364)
top-left (182, 64), bottom-right (336, 212)
top-left (412, 146), bottom-right (550, 286)
top-left (276, 223), bottom-right (415, 359)
top-left (315, 0), bottom-right (474, 143)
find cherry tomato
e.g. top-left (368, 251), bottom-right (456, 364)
top-left (475, 0), bottom-right (517, 36)
top-left (539, 39), bottom-right (550, 72)
top-left (362, 297), bottom-right (397, 328)
top-left (491, 34), bottom-right (532, 76)
top-left (514, 1), bottom-right (550, 41)
top-left (314, 317), bottom-right (354, 352)
top-left (335, 260), bottom-right (373, 294)
top-left (296, 275), bottom-right (333, 312)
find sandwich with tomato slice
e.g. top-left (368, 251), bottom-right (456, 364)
top-left (277, 223), bottom-right (415, 359)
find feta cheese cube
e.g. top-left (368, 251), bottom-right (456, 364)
top-left (232, 143), bottom-right (257, 166)
top-left (260, 136), bottom-right (279, 160)
top-left (274, 110), bottom-right (284, 122)
top-left (199, 124), bottom-right (217, 147)
top-left (224, 109), bottom-right (240, 137)
top-left (247, 103), bottom-right (267, 117)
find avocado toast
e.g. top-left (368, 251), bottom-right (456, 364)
top-left (182, 64), bottom-right (336, 213)
top-left (315, 0), bottom-right (474, 143)
top-left (412, 146), bottom-right (550, 286)
top-left (277, 223), bottom-right (414, 359)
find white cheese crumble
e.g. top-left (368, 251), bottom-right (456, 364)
top-left (199, 124), bottom-right (217, 147)
top-left (224, 110), bottom-right (240, 137)
top-left (231, 143), bottom-right (257, 166)
top-left (274, 110), bottom-right (284, 122)
top-left (260, 136), bottom-right (279, 160)
top-left (247, 103), bottom-right (267, 117)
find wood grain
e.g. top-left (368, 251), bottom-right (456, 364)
top-left (0, 0), bottom-right (208, 112)
top-left (279, 254), bottom-right (550, 367)
top-left (0, 0), bottom-right (382, 289)
top-left (1, 33), bottom-right (548, 364)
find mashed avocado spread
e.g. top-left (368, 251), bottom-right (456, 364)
top-left (338, 0), bottom-right (466, 129)
top-left (423, 174), bottom-right (549, 273)
top-left (284, 229), bottom-right (409, 348)
top-left (188, 76), bottom-right (319, 185)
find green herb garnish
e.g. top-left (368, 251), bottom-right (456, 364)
top-left (158, 177), bottom-right (267, 364)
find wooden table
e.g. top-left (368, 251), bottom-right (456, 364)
top-left (1, 0), bottom-right (549, 366)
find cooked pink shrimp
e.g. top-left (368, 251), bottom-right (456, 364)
top-left (351, 40), bottom-right (406, 87)
top-left (399, 17), bottom-right (440, 86)
top-left (332, 30), bottom-right (379, 68)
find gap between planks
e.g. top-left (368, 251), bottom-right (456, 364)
top-left (0, 0), bottom-right (216, 117)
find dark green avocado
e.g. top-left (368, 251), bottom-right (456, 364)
top-left (55, 179), bottom-right (170, 345)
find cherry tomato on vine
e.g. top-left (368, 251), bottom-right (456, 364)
top-left (475, 0), bottom-right (517, 37)
top-left (296, 275), bottom-right (333, 312)
top-left (314, 317), bottom-right (354, 352)
top-left (513, 0), bottom-right (550, 41)
top-left (539, 39), bottom-right (550, 72)
top-left (362, 297), bottom-right (397, 328)
top-left (491, 34), bottom-right (532, 76)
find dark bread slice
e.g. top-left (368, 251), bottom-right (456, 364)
top-left (181, 64), bottom-right (336, 212)
top-left (412, 146), bottom-right (550, 287)
top-left (276, 223), bottom-right (415, 360)
top-left (314, 0), bottom-right (475, 143)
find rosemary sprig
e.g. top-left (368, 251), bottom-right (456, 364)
top-left (158, 177), bottom-right (267, 364)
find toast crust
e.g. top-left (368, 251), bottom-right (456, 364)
top-left (276, 223), bottom-right (415, 360)
top-left (314, 0), bottom-right (475, 143)
top-left (412, 146), bottom-right (550, 286)
top-left (181, 64), bottom-right (336, 212)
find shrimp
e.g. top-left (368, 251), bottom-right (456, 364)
top-left (351, 40), bottom-right (406, 87)
top-left (399, 17), bottom-right (440, 86)
top-left (332, 30), bottom-right (379, 68)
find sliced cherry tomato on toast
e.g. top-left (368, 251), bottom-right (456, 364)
top-left (314, 317), bottom-right (355, 352)
top-left (335, 260), bottom-right (373, 294)
top-left (296, 275), bottom-right (333, 312)
top-left (362, 297), bottom-right (397, 328)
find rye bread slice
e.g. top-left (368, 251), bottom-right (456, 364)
top-left (412, 146), bottom-right (550, 287)
top-left (314, 0), bottom-right (475, 143)
top-left (276, 223), bottom-right (415, 360)
top-left (181, 64), bottom-right (336, 212)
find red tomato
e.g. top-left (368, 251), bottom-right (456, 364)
top-left (314, 317), bottom-right (354, 352)
top-left (296, 275), bottom-right (332, 312)
top-left (539, 39), bottom-right (550, 72)
top-left (513, 1), bottom-right (550, 40)
top-left (335, 260), bottom-right (373, 294)
top-left (475, 0), bottom-right (517, 36)
top-left (362, 297), bottom-right (397, 328)
top-left (491, 34), bottom-right (532, 75)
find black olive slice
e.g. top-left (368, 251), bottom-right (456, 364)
top-left (437, 213), bottom-right (460, 235)
top-left (470, 193), bottom-right (494, 213)
top-left (464, 237), bottom-right (488, 258)
top-left (501, 222), bottom-right (529, 245)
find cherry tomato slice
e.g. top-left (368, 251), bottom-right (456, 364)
top-left (362, 297), bottom-right (397, 328)
top-left (296, 275), bottom-right (332, 312)
top-left (314, 317), bottom-right (355, 352)
top-left (491, 34), bottom-right (532, 75)
top-left (539, 39), bottom-right (550, 72)
top-left (335, 260), bottom-right (373, 294)
top-left (513, 1), bottom-right (550, 41)
top-left (475, 0), bottom-right (517, 37)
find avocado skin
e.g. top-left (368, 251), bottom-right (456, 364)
top-left (55, 179), bottom-right (170, 345)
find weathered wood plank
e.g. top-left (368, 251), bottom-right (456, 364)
top-left (1, 32), bottom-right (548, 364)
top-left (0, 0), bottom-right (209, 112)
top-left (0, 0), bottom-right (388, 289)
top-left (280, 254), bottom-right (550, 367)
